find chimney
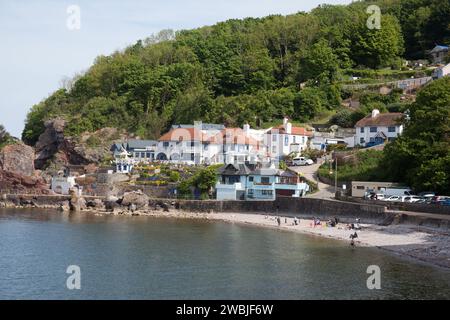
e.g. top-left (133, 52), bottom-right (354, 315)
top-left (371, 109), bottom-right (380, 118)
top-left (285, 122), bottom-right (292, 135)
top-left (283, 117), bottom-right (289, 126)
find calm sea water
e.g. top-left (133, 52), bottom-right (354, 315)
top-left (0, 208), bottom-right (449, 300)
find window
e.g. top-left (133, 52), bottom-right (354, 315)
top-left (388, 126), bottom-right (396, 133)
top-left (141, 152), bottom-right (146, 158)
top-left (284, 136), bottom-right (289, 146)
top-left (249, 177), bottom-right (254, 182)
top-left (360, 127), bottom-right (364, 133)
top-left (163, 142), bottom-right (169, 147)
top-left (261, 177), bottom-right (270, 184)
top-left (190, 141), bottom-right (195, 147)
top-left (262, 190), bottom-right (273, 196)
top-left (293, 136), bottom-right (296, 143)
top-left (360, 138), bottom-right (364, 144)
top-left (146, 153), bottom-right (151, 159)
top-left (370, 127), bottom-right (377, 133)
top-left (356, 186), bottom-right (365, 190)
top-left (190, 153), bottom-right (195, 161)
top-left (272, 135), bottom-right (277, 142)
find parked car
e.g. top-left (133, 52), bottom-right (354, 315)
top-left (403, 196), bottom-right (422, 203)
top-left (383, 195), bottom-right (402, 202)
top-left (292, 157), bottom-right (314, 166)
top-left (430, 196), bottom-right (449, 204)
top-left (440, 199), bottom-right (450, 206)
top-left (418, 191), bottom-right (435, 198)
top-left (365, 192), bottom-right (385, 200)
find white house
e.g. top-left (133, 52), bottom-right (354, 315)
top-left (156, 125), bottom-right (266, 165)
top-left (266, 117), bottom-right (313, 159)
top-left (215, 163), bottom-right (310, 201)
top-left (51, 176), bottom-right (76, 195)
top-left (433, 63), bottom-right (450, 79)
top-left (355, 109), bottom-right (404, 147)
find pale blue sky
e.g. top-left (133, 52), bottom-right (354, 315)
top-left (0, 0), bottom-right (351, 137)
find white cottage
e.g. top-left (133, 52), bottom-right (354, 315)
top-left (355, 109), bottom-right (404, 147)
top-left (266, 117), bottom-right (313, 159)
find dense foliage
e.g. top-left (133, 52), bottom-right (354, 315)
top-left (22, 0), bottom-right (443, 144)
top-left (319, 150), bottom-right (386, 182)
top-left (178, 165), bottom-right (221, 199)
top-left (383, 77), bottom-right (450, 194)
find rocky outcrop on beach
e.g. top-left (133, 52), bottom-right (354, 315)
top-left (0, 142), bottom-right (35, 176)
top-left (120, 191), bottom-right (150, 210)
top-left (0, 142), bottom-right (49, 194)
top-left (69, 189), bottom-right (87, 212)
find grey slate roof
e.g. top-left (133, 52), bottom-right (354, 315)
top-left (126, 140), bottom-right (158, 150)
top-left (171, 123), bottom-right (225, 130)
top-left (218, 163), bottom-right (256, 176)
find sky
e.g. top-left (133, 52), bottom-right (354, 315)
top-left (0, 0), bottom-right (352, 138)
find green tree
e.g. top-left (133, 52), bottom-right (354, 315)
top-left (384, 77), bottom-right (450, 193)
top-left (299, 39), bottom-right (340, 84)
top-left (350, 14), bottom-right (404, 68)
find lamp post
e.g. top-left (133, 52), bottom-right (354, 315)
top-left (334, 156), bottom-right (338, 194)
top-left (329, 151), bottom-right (338, 194)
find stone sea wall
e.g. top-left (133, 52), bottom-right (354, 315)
top-left (2, 193), bottom-right (449, 229)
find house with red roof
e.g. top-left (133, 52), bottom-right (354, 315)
top-left (155, 123), bottom-right (268, 165)
top-left (265, 117), bottom-right (313, 159)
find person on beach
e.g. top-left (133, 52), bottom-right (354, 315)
top-left (277, 216), bottom-right (281, 226)
top-left (350, 232), bottom-right (358, 246)
top-left (294, 217), bottom-right (298, 226)
top-left (285, 217), bottom-right (287, 224)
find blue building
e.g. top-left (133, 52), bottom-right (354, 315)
top-left (216, 163), bottom-right (310, 201)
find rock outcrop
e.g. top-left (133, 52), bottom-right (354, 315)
top-left (0, 143), bottom-right (35, 176)
top-left (34, 119), bottom-right (127, 171)
top-left (0, 142), bottom-right (49, 194)
top-left (34, 119), bottom-right (91, 170)
top-left (121, 191), bottom-right (150, 209)
top-left (69, 189), bottom-right (87, 212)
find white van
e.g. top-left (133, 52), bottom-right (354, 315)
top-left (292, 157), bottom-right (314, 166)
top-left (383, 187), bottom-right (413, 197)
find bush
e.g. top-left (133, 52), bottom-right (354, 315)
top-left (169, 171), bottom-right (181, 182)
top-left (329, 109), bottom-right (353, 128)
top-left (318, 150), bottom-right (386, 182)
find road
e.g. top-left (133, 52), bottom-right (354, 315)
top-left (289, 161), bottom-right (336, 199)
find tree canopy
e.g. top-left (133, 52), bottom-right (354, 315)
top-left (383, 77), bottom-right (450, 194)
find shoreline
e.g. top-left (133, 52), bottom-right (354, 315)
top-left (1, 204), bottom-right (450, 270)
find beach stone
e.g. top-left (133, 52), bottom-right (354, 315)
top-left (59, 200), bottom-right (70, 211)
top-left (86, 198), bottom-right (105, 209)
top-left (121, 191), bottom-right (149, 209)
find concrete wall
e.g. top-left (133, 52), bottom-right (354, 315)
top-left (337, 194), bottom-right (450, 215)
